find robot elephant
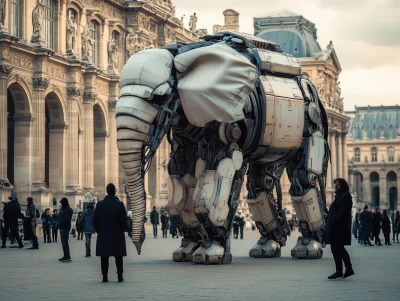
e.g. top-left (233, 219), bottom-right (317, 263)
top-left (116, 32), bottom-right (330, 264)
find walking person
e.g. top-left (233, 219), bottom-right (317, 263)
top-left (170, 223), bottom-right (178, 238)
top-left (93, 183), bottom-right (127, 283)
top-left (26, 197), bottom-right (39, 250)
top-left (127, 211), bottom-right (132, 238)
top-left (395, 211), bottom-right (400, 243)
top-left (80, 203), bottom-right (95, 257)
top-left (161, 212), bottom-right (169, 238)
top-left (353, 208), bottom-right (361, 240)
top-left (324, 178), bottom-right (354, 280)
top-left (50, 210), bottom-right (59, 242)
top-left (381, 209), bottom-right (392, 246)
top-left (1, 197), bottom-right (24, 249)
top-left (150, 206), bottom-right (159, 238)
top-left (371, 208), bottom-right (382, 246)
top-left (359, 205), bottom-right (374, 246)
top-left (58, 197), bottom-right (73, 262)
top-left (232, 213), bottom-right (239, 239)
top-left (76, 211), bottom-right (83, 240)
top-left (237, 212), bottom-right (245, 239)
top-left (41, 208), bottom-right (51, 243)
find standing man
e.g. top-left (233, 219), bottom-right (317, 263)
top-left (324, 178), bottom-right (354, 280)
top-left (371, 208), bottom-right (382, 246)
top-left (50, 209), bottom-right (59, 242)
top-left (1, 197), bottom-right (24, 248)
top-left (150, 206), bottom-right (159, 239)
top-left (237, 211), bottom-right (245, 240)
top-left (26, 197), bottom-right (39, 250)
top-left (58, 197), bottom-right (73, 262)
top-left (41, 208), bottom-right (51, 243)
top-left (360, 205), bottom-right (374, 246)
top-left (93, 183), bottom-right (127, 283)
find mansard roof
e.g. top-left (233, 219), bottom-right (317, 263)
top-left (347, 106), bottom-right (400, 140)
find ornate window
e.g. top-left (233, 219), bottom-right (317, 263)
top-left (90, 21), bottom-right (99, 66)
top-left (388, 147), bottom-right (394, 162)
top-left (354, 148), bottom-right (360, 162)
top-left (11, 0), bottom-right (21, 38)
top-left (43, 0), bottom-right (55, 49)
top-left (371, 147), bottom-right (377, 162)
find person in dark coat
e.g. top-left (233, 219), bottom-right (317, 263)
top-left (353, 209), bottom-right (361, 240)
top-left (359, 205), bottom-right (373, 246)
top-left (381, 209), bottom-right (392, 245)
top-left (395, 211), bottom-right (400, 243)
top-left (160, 212), bottom-right (169, 238)
top-left (371, 208), bottom-right (382, 246)
top-left (232, 213), bottom-right (239, 239)
top-left (324, 178), bottom-right (354, 280)
top-left (58, 197), bottom-right (73, 262)
top-left (237, 212), bottom-right (245, 239)
top-left (150, 206), bottom-right (159, 238)
top-left (76, 211), bottom-right (83, 240)
top-left (50, 209), bottom-right (59, 242)
top-left (41, 208), bottom-right (51, 243)
top-left (26, 197), bottom-right (39, 250)
top-left (93, 183), bottom-right (127, 283)
top-left (81, 203), bottom-right (95, 257)
top-left (1, 197), bottom-right (24, 248)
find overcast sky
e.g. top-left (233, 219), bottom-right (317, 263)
top-left (172, 0), bottom-right (400, 111)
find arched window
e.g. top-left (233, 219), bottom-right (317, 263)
top-left (371, 147), bottom-right (377, 162)
top-left (11, 0), bottom-right (21, 38)
top-left (90, 21), bottom-right (99, 66)
top-left (354, 148), bottom-right (360, 162)
top-left (388, 147), bottom-right (394, 162)
top-left (43, 0), bottom-right (56, 49)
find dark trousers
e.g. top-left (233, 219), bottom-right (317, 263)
top-left (84, 233), bottom-right (92, 255)
top-left (52, 228), bottom-right (58, 242)
top-left (60, 229), bottom-right (71, 258)
top-left (331, 243), bottom-right (352, 272)
top-left (363, 230), bottom-right (372, 245)
top-left (43, 227), bottom-right (51, 242)
top-left (30, 220), bottom-right (39, 248)
top-left (374, 234), bottom-right (381, 245)
top-left (101, 256), bottom-right (123, 275)
top-left (233, 224), bottom-right (239, 239)
top-left (162, 228), bottom-right (168, 238)
top-left (1, 225), bottom-right (23, 247)
top-left (152, 224), bottom-right (158, 238)
top-left (77, 231), bottom-right (83, 240)
top-left (383, 232), bottom-right (390, 245)
top-left (239, 224), bottom-right (244, 239)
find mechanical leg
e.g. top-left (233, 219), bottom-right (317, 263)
top-left (246, 163), bottom-right (291, 258)
top-left (287, 130), bottom-right (328, 259)
top-left (166, 144), bottom-right (201, 262)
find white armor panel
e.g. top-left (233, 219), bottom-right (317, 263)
top-left (259, 76), bottom-right (304, 162)
top-left (291, 188), bottom-right (324, 231)
top-left (304, 131), bottom-right (325, 175)
top-left (174, 43), bottom-right (258, 127)
top-left (257, 49), bottom-right (301, 75)
top-left (193, 151), bottom-right (243, 227)
top-left (247, 192), bottom-right (278, 233)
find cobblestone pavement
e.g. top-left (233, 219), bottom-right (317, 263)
top-left (0, 226), bottom-right (399, 301)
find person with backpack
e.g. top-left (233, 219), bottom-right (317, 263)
top-left (80, 203), bottom-right (95, 257)
top-left (58, 197), bottom-right (74, 262)
top-left (26, 197), bottom-right (39, 250)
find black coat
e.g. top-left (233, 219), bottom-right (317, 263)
top-left (150, 210), bottom-right (159, 225)
top-left (58, 206), bottom-right (73, 230)
top-left (372, 212), bottom-right (382, 236)
top-left (382, 215), bottom-right (391, 234)
top-left (93, 195), bottom-right (127, 257)
top-left (359, 209), bottom-right (373, 237)
top-left (324, 190), bottom-right (353, 245)
top-left (3, 200), bottom-right (24, 228)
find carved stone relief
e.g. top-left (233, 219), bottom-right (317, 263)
top-left (9, 54), bottom-right (33, 70)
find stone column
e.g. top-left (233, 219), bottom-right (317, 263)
top-left (363, 177), bottom-right (371, 204)
top-left (48, 125), bottom-right (67, 196)
top-left (342, 134), bottom-right (348, 181)
top-left (330, 131), bottom-right (337, 182)
top-left (81, 92), bottom-right (96, 192)
top-left (379, 176), bottom-right (387, 209)
top-left (337, 131), bottom-right (343, 178)
top-left (0, 64), bottom-right (13, 183)
top-left (31, 77), bottom-right (49, 189)
top-left (65, 88), bottom-right (81, 192)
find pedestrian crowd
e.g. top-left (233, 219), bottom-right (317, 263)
top-left (353, 205), bottom-right (400, 246)
top-left (149, 206), bottom-right (179, 239)
top-left (1, 183), bottom-right (128, 283)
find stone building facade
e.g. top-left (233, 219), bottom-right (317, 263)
top-left (250, 9), bottom-right (349, 213)
top-left (347, 106), bottom-right (400, 211)
top-left (0, 0), bottom-right (198, 214)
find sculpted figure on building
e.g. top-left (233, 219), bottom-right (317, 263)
top-left (108, 38), bottom-right (119, 69)
top-left (31, 0), bottom-right (45, 40)
top-left (66, 12), bottom-right (78, 52)
top-left (189, 13), bottom-right (197, 32)
top-left (0, 0), bottom-right (5, 29)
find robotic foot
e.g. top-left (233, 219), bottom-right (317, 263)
top-left (172, 239), bottom-right (200, 262)
top-left (249, 237), bottom-right (281, 258)
top-left (191, 241), bottom-right (229, 265)
top-left (291, 237), bottom-right (323, 259)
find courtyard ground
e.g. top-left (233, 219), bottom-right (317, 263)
top-left (0, 226), bottom-right (399, 301)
